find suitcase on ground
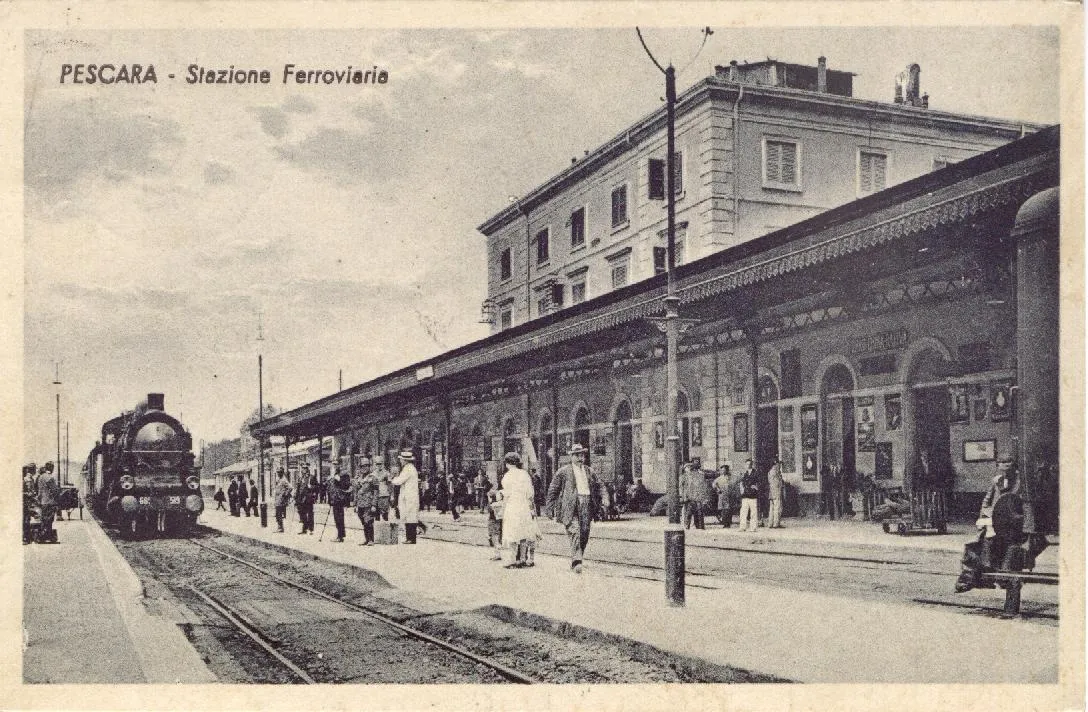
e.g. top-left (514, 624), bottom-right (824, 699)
top-left (373, 521), bottom-right (400, 545)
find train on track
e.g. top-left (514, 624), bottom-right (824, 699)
top-left (82, 393), bottom-right (203, 537)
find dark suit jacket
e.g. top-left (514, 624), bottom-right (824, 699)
top-left (546, 462), bottom-right (598, 526)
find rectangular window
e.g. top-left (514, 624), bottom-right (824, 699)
top-left (764, 139), bottom-right (800, 188)
top-left (653, 246), bottom-right (666, 275)
top-left (611, 263), bottom-right (628, 289)
top-left (551, 283), bottom-right (564, 309)
top-left (571, 280), bottom-right (587, 305)
top-left (499, 248), bottom-right (512, 281)
top-left (611, 185), bottom-right (628, 227)
top-left (535, 228), bottom-right (550, 264)
top-left (648, 154), bottom-right (682, 200)
top-left (570, 207), bottom-right (585, 247)
top-left (537, 297), bottom-right (550, 317)
top-left (499, 308), bottom-right (513, 330)
top-left (858, 150), bottom-right (888, 194)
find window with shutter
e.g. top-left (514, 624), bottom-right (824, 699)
top-left (648, 159), bottom-right (665, 199)
top-left (535, 228), bottom-right (550, 264)
top-left (653, 246), bottom-right (666, 275)
top-left (611, 185), bottom-right (628, 227)
top-left (858, 150), bottom-right (888, 194)
top-left (570, 207), bottom-right (585, 247)
top-left (571, 281), bottom-right (587, 305)
top-left (499, 248), bottom-right (512, 281)
top-left (763, 139), bottom-right (800, 189)
top-left (611, 263), bottom-right (628, 289)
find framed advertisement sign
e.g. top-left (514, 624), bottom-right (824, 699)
top-left (733, 414), bottom-right (749, 452)
top-left (800, 404), bottom-right (819, 451)
top-left (963, 439), bottom-right (997, 462)
top-left (801, 451), bottom-right (818, 481)
top-left (990, 381), bottom-right (1012, 422)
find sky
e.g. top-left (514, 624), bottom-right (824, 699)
top-left (22, 25), bottom-right (1060, 463)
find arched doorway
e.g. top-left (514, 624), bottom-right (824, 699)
top-left (908, 349), bottom-right (953, 493)
top-left (573, 406), bottom-right (591, 457)
top-left (614, 400), bottom-right (634, 486)
top-left (756, 375), bottom-right (780, 478)
top-left (820, 364), bottom-right (855, 516)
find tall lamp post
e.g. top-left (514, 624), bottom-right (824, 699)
top-left (637, 27), bottom-right (711, 607)
top-left (257, 312), bottom-right (268, 527)
top-left (53, 363), bottom-right (61, 477)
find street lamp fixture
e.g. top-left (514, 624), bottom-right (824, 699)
top-left (636, 26), bottom-right (711, 607)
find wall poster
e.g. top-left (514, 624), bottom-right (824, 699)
top-left (690, 417), bottom-right (703, 446)
top-left (883, 393), bottom-right (902, 431)
top-left (949, 384), bottom-right (970, 422)
top-left (780, 405), bottom-right (794, 433)
top-left (875, 442), bottom-right (894, 479)
top-left (780, 438), bottom-right (797, 474)
top-left (990, 381), bottom-right (1012, 421)
top-left (800, 404), bottom-right (819, 451)
top-left (802, 451), bottom-right (818, 481)
top-left (856, 396), bottom-right (876, 452)
top-left (733, 413), bottom-right (749, 452)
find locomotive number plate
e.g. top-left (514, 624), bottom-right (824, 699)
top-left (138, 496), bottom-right (151, 504)
top-left (169, 496), bottom-right (181, 504)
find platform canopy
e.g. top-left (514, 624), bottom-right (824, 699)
top-left (251, 127), bottom-right (1059, 442)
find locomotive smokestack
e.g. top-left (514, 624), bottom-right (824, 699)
top-left (147, 393), bottom-right (165, 411)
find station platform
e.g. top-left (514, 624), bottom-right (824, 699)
top-left (21, 517), bottom-right (215, 684)
top-left (200, 507), bottom-right (1059, 683)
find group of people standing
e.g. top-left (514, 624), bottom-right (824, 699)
top-left (263, 451), bottom-right (426, 545)
top-left (676, 457), bottom-right (787, 532)
top-left (22, 461), bottom-right (61, 544)
top-left (215, 474), bottom-right (259, 518)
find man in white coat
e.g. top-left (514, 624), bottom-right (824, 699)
top-left (391, 451), bottom-right (421, 544)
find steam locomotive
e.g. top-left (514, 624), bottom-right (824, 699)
top-left (83, 393), bottom-right (203, 537)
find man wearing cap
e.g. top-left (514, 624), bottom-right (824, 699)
top-left (273, 470), bottom-right (292, 533)
top-left (352, 458), bottom-right (378, 545)
top-left (391, 451), bottom-right (421, 543)
top-left (37, 462), bottom-right (60, 543)
top-left (546, 444), bottom-right (599, 573)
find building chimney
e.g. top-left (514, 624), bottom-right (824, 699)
top-left (817, 56), bottom-right (827, 93)
top-left (729, 60), bottom-right (739, 82)
top-left (907, 63), bottom-right (921, 105)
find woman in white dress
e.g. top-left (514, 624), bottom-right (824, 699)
top-left (499, 452), bottom-right (540, 568)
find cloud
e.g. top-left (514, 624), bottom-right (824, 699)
top-left (203, 160), bottom-right (234, 185)
top-left (274, 126), bottom-right (378, 179)
top-left (24, 99), bottom-right (183, 204)
top-left (250, 106), bottom-right (289, 138)
top-left (282, 95), bottom-right (316, 114)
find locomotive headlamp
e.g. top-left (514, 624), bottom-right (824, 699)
top-left (186, 476), bottom-right (200, 491)
top-left (120, 474), bottom-right (135, 490)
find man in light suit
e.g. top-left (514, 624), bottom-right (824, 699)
top-left (545, 444), bottom-right (598, 573)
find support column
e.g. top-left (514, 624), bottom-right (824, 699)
top-left (1012, 188), bottom-right (1059, 535)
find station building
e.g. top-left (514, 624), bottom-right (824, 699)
top-left (253, 126), bottom-right (1059, 519)
top-left (480, 58), bottom-right (1039, 334)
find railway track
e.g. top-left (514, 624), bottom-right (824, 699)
top-left (185, 538), bottom-right (537, 684)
